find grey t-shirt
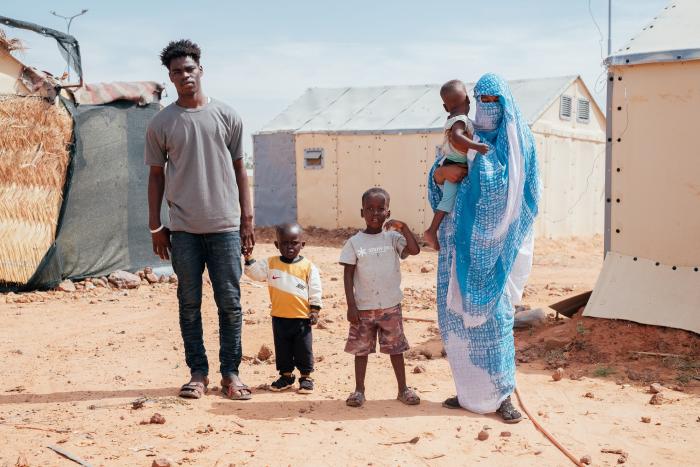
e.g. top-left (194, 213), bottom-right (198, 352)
top-left (339, 231), bottom-right (407, 310)
top-left (144, 99), bottom-right (243, 233)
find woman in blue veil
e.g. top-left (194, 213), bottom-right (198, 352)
top-left (428, 73), bottom-right (540, 421)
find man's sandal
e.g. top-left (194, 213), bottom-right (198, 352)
top-left (346, 391), bottom-right (365, 407)
top-left (221, 382), bottom-right (252, 400)
top-left (496, 395), bottom-right (523, 424)
top-left (397, 387), bottom-right (420, 405)
top-left (178, 381), bottom-right (208, 399)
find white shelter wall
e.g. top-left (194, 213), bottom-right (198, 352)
top-left (609, 61), bottom-right (700, 266)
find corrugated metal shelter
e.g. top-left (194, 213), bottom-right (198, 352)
top-left (586, 0), bottom-right (700, 333)
top-left (254, 75), bottom-right (605, 238)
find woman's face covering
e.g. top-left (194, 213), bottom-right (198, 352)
top-left (474, 97), bottom-right (503, 131)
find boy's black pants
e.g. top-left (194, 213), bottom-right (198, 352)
top-left (272, 317), bottom-right (314, 375)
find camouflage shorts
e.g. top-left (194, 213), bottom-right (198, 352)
top-left (345, 304), bottom-right (410, 356)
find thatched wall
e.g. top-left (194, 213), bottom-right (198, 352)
top-left (0, 96), bottom-right (72, 284)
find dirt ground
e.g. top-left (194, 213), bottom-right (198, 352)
top-left (1, 232), bottom-right (698, 467)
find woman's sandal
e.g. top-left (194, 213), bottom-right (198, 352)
top-left (178, 381), bottom-right (208, 399)
top-left (496, 395), bottom-right (523, 424)
top-left (221, 382), bottom-right (252, 400)
top-left (397, 387), bottom-right (420, 405)
top-left (442, 395), bottom-right (461, 409)
top-left (346, 391), bottom-right (365, 407)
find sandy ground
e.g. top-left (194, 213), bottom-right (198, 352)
top-left (1, 234), bottom-right (698, 467)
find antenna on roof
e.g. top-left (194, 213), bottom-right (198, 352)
top-left (607, 0), bottom-right (612, 56)
top-left (49, 9), bottom-right (88, 35)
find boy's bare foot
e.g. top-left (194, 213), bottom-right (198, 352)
top-left (423, 229), bottom-right (440, 251)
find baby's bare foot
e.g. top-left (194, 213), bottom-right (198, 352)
top-left (423, 229), bottom-right (440, 251)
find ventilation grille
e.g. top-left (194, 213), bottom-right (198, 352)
top-left (303, 148), bottom-right (324, 169)
top-left (559, 95), bottom-right (572, 120)
top-left (577, 98), bottom-right (590, 123)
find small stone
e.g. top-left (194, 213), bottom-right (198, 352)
top-left (641, 416), bottom-right (651, 423)
top-left (257, 344), bottom-right (273, 361)
top-left (584, 392), bottom-right (594, 398)
top-left (649, 393), bottom-right (665, 405)
top-left (580, 455), bottom-right (592, 465)
top-left (169, 274), bottom-right (178, 284)
top-left (85, 282), bottom-right (96, 291)
top-left (56, 279), bottom-right (76, 292)
top-left (316, 320), bottom-right (328, 330)
top-left (412, 365), bottom-right (426, 374)
top-left (477, 430), bottom-right (489, 441)
top-left (500, 431), bottom-right (511, 437)
top-left (617, 456), bottom-right (626, 464)
top-left (108, 270), bottom-right (141, 289)
top-left (137, 270), bottom-right (145, 279)
top-left (93, 278), bottom-right (107, 288)
top-left (150, 413), bottom-right (166, 424)
top-left (151, 459), bottom-right (173, 467)
top-left (145, 273), bottom-right (159, 284)
top-left (144, 266), bottom-right (154, 275)
top-left (159, 275), bottom-right (169, 283)
top-left (420, 263), bottom-right (435, 273)
top-left (330, 277), bottom-right (338, 281)
top-left (552, 368), bottom-right (564, 381)
top-left (649, 383), bottom-right (663, 394)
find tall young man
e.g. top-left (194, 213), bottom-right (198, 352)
top-left (145, 39), bottom-right (254, 400)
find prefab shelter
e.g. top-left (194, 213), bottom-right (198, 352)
top-left (0, 17), bottom-right (165, 291)
top-left (253, 75), bottom-right (606, 238)
top-left (586, 0), bottom-right (700, 333)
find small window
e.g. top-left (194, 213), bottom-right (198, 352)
top-left (577, 98), bottom-right (590, 123)
top-left (303, 148), bottom-right (324, 169)
top-left (559, 95), bottom-right (572, 120)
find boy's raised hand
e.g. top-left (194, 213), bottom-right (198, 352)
top-left (384, 219), bottom-right (406, 232)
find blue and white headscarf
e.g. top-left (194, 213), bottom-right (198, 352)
top-left (430, 73), bottom-right (541, 327)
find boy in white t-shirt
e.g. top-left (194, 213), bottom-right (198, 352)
top-left (339, 187), bottom-right (421, 408)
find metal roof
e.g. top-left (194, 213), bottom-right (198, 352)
top-left (257, 75), bottom-right (580, 134)
top-left (606, 0), bottom-right (700, 66)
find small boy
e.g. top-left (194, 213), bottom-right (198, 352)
top-left (340, 187), bottom-right (421, 407)
top-left (423, 79), bottom-right (490, 251)
top-left (244, 223), bottom-right (322, 393)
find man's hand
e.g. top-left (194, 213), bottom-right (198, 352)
top-left (309, 311), bottom-right (319, 325)
top-left (152, 228), bottom-right (171, 260)
top-left (240, 218), bottom-right (255, 257)
top-left (347, 304), bottom-right (360, 325)
top-left (475, 142), bottom-right (490, 154)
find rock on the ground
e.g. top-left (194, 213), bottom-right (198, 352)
top-left (150, 413), bottom-right (166, 424)
top-left (152, 459), bottom-right (173, 467)
top-left (649, 393), bottom-right (666, 405)
top-left (413, 365), bottom-right (426, 374)
top-left (108, 270), bottom-right (141, 289)
top-left (257, 344), bottom-right (273, 361)
top-left (513, 308), bottom-right (547, 329)
top-left (477, 430), bottom-right (489, 441)
top-left (580, 455), bottom-right (592, 465)
top-left (15, 454), bottom-right (30, 467)
top-left (641, 416), bottom-right (651, 423)
top-left (56, 279), bottom-right (76, 292)
top-left (552, 367), bottom-right (565, 381)
top-left (93, 278), bottom-right (108, 288)
top-left (169, 274), bottom-right (178, 284)
top-left (500, 431), bottom-right (511, 437)
top-left (136, 270), bottom-right (145, 279)
top-left (85, 282), bottom-right (96, 291)
top-left (649, 383), bottom-right (664, 394)
top-left (145, 273), bottom-right (159, 284)
top-left (420, 263), bottom-right (435, 273)
top-left (159, 274), bottom-right (169, 283)
top-left (144, 266), bottom-right (153, 275)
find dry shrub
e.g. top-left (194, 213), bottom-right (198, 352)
top-left (0, 28), bottom-right (25, 53)
top-left (0, 96), bottom-right (72, 284)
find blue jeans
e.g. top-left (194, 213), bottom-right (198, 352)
top-left (171, 231), bottom-right (243, 379)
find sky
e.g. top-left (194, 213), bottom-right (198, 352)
top-left (3, 0), bottom-right (668, 155)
